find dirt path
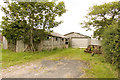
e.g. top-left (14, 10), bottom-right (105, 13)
top-left (2, 59), bottom-right (89, 78)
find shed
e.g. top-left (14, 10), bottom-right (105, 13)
top-left (16, 32), bottom-right (69, 52)
top-left (64, 32), bottom-right (91, 48)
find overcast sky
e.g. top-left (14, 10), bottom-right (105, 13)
top-left (0, 0), bottom-right (117, 36)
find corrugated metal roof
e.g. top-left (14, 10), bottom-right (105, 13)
top-left (35, 28), bottom-right (69, 38)
top-left (50, 32), bottom-right (69, 38)
top-left (64, 32), bottom-right (91, 38)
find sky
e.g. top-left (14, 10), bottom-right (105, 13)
top-left (0, 0), bottom-right (117, 36)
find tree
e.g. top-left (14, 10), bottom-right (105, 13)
top-left (81, 1), bottom-right (119, 39)
top-left (101, 21), bottom-right (120, 70)
top-left (1, 0), bottom-right (66, 51)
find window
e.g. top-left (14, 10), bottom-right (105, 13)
top-left (62, 38), bottom-right (64, 41)
top-left (47, 36), bottom-right (49, 40)
top-left (56, 38), bottom-right (58, 41)
top-left (47, 36), bottom-right (51, 40)
top-left (66, 39), bottom-right (68, 41)
top-left (65, 42), bottom-right (68, 44)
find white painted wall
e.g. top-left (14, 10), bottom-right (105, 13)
top-left (3, 36), bottom-right (8, 49)
top-left (71, 38), bottom-right (89, 48)
top-left (91, 39), bottom-right (101, 45)
top-left (16, 40), bottom-right (25, 52)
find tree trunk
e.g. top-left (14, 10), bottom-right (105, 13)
top-left (30, 27), bottom-right (35, 52)
top-left (29, 8), bottom-right (35, 52)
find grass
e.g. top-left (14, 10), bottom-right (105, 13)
top-left (2, 48), bottom-right (118, 78)
top-left (2, 49), bottom-right (62, 68)
top-left (0, 43), bottom-right (2, 69)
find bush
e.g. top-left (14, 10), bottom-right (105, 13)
top-left (102, 22), bottom-right (120, 69)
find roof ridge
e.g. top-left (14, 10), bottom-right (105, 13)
top-left (51, 32), bottom-right (69, 38)
top-left (64, 32), bottom-right (90, 38)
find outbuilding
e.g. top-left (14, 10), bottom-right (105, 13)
top-left (15, 32), bottom-right (70, 52)
top-left (64, 32), bottom-right (91, 48)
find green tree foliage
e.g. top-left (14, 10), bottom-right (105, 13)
top-left (81, 1), bottom-right (119, 39)
top-left (81, 1), bottom-right (120, 71)
top-left (102, 22), bottom-right (120, 68)
top-left (1, 0), bottom-right (66, 51)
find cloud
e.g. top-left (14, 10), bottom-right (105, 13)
top-left (0, 0), bottom-right (117, 36)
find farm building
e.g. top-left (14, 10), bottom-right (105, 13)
top-left (64, 32), bottom-right (101, 48)
top-left (2, 31), bottom-right (101, 52)
top-left (16, 32), bottom-right (70, 52)
top-left (0, 32), bottom-right (8, 49)
top-left (64, 32), bottom-right (91, 48)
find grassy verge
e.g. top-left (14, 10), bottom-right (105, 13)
top-left (2, 48), bottom-right (118, 78)
top-left (0, 43), bottom-right (2, 69)
top-left (2, 48), bottom-right (63, 68)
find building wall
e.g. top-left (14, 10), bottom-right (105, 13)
top-left (70, 38), bottom-right (101, 48)
top-left (16, 40), bottom-right (25, 52)
top-left (64, 32), bottom-right (91, 48)
top-left (3, 36), bottom-right (8, 49)
top-left (64, 32), bottom-right (102, 48)
top-left (38, 36), bottom-right (67, 51)
top-left (71, 37), bottom-right (90, 48)
top-left (91, 39), bottom-right (101, 45)
top-left (16, 36), bottom-right (69, 52)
